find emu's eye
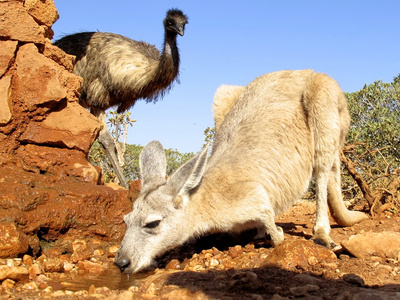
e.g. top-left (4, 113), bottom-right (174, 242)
top-left (144, 220), bottom-right (161, 229)
top-left (166, 20), bottom-right (174, 26)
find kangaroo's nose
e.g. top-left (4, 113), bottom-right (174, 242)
top-left (114, 258), bottom-right (131, 272)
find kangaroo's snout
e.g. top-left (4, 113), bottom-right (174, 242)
top-left (114, 257), bottom-right (131, 273)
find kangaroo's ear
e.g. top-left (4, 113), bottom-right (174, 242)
top-left (167, 143), bottom-right (210, 206)
top-left (140, 141), bottom-right (167, 189)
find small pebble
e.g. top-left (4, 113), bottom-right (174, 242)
top-left (93, 249), bottom-right (105, 256)
top-left (88, 284), bottom-right (96, 294)
top-left (52, 290), bottom-right (66, 296)
top-left (107, 245), bottom-right (119, 258)
top-left (22, 255), bottom-right (33, 266)
top-left (165, 259), bottom-right (181, 270)
top-left (2, 279), bottom-right (15, 290)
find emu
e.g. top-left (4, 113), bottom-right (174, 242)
top-left (55, 9), bottom-right (188, 188)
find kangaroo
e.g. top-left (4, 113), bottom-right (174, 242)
top-left (114, 70), bottom-right (368, 273)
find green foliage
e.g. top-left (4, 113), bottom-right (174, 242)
top-left (107, 109), bottom-right (136, 143)
top-left (89, 142), bottom-right (195, 184)
top-left (203, 127), bottom-right (215, 147)
top-left (165, 148), bottom-right (195, 176)
top-left (343, 74), bottom-right (400, 203)
top-left (123, 144), bottom-right (144, 182)
top-left (88, 140), bottom-right (115, 183)
top-left (346, 74), bottom-right (400, 163)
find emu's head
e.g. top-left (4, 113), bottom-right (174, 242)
top-left (163, 9), bottom-right (188, 36)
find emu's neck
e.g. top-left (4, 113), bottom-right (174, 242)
top-left (156, 32), bottom-right (180, 82)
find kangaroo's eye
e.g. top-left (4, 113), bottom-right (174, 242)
top-left (144, 220), bottom-right (161, 229)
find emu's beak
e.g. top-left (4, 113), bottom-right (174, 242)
top-left (177, 25), bottom-right (185, 36)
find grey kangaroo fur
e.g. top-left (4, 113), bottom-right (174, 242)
top-left (114, 70), bottom-right (368, 273)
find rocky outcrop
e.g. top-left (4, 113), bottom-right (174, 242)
top-left (0, 0), bottom-right (132, 258)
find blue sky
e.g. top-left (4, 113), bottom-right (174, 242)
top-left (52, 1), bottom-right (400, 154)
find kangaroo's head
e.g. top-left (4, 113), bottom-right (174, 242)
top-left (114, 141), bottom-right (209, 273)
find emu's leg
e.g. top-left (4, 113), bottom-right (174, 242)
top-left (91, 108), bottom-right (128, 189)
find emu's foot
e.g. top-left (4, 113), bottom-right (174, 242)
top-left (311, 228), bottom-right (336, 249)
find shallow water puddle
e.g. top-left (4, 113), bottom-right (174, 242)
top-left (53, 267), bottom-right (155, 291)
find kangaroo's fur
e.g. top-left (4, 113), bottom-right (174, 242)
top-left (115, 70), bottom-right (368, 274)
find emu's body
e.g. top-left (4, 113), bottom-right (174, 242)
top-left (55, 9), bottom-right (188, 188)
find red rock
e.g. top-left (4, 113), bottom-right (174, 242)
top-left (0, 1), bottom-right (45, 44)
top-left (263, 240), bottom-right (337, 271)
top-left (106, 182), bottom-right (127, 191)
top-left (0, 76), bottom-right (12, 125)
top-left (88, 284), bottom-right (96, 294)
top-left (41, 246), bottom-right (63, 257)
top-left (0, 170), bottom-right (130, 250)
top-left (1, 278), bottom-right (15, 291)
top-left (107, 245), bottom-right (120, 258)
top-left (42, 257), bottom-right (64, 272)
top-left (128, 179), bottom-right (141, 201)
top-left (12, 43), bottom-right (67, 110)
top-left (23, 255), bottom-right (34, 266)
top-left (0, 223), bottom-right (29, 258)
top-left (0, 41), bottom-right (18, 77)
top-left (16, 144), bottom-right (100, 183)
top-left (341, 231), bottom-right (400, 259)
top-left (63, 262), bottom-right (74, 272)
top-left (19, 101), bottom-right (101, 154)
top-left (0, 265), bottom-right (11, 281)
top-left (228, 245), bottom-right (244, 258)
top-left (0, 0), bottom-right (130, 259)
top-left (93, 249), bottom-right (105, 257)
top-left (23, 0), bottom-right (59, 27)
top-left (5, 266), bottom-right (29, 281)
top-left (221, 258), bottom-right (236, 269)
top-left (28, 263), bottom-right (42, 278)
top-left (70, 240), bottom-right (91, 263)
top-left (43, 42), bottom-right (75, 72)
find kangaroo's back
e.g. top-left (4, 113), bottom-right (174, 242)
top-left (208, 70), bottom-right (317, 213)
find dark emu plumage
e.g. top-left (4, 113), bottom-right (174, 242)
top-left (55, 9), bottom-right (188, 188)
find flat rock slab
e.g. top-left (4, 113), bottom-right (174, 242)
top-left (341, 231), bottom-right (400, 259)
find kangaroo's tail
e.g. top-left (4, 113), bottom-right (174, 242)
top-left (327, 158), bottom-right (369, 226)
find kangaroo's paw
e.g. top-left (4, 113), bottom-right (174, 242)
top-left (311, 228), bottom-right (336, 249)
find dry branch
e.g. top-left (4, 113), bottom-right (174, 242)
top-left (340, 149), bottom-right (374, 207)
